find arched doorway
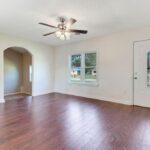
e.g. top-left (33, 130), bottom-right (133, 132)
top-left (3, 47), bottom-right (33, 101)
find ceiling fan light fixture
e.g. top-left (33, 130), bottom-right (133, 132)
top-left (65, 31), bottom-right (71, 40)
top-left (55, 30), bottom-right (71, 40)
top-left (55, 31), bottom-right (62, 38)
top-left (59, 34), bottom-right (65, 40)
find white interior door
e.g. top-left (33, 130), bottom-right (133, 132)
top-left (134, 40), bottom-right (150, 107)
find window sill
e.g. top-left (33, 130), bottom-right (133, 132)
top-left (69, 80), bottom-right (99, 86)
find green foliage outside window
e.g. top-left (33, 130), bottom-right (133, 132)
top-left (85, 53), bottom-right (96, 67)
top-left (71, 55), bottom-right (81, 68)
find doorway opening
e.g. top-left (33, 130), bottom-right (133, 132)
top-left (4, 47), bottom-right (33, 101)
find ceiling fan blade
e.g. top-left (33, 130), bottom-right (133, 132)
top-left (69, 29), bottom-right (88, 34)
top-left (43, 32), bottom-right (55, 36)
top-left (69, 18), bottom-right (77, 24)
top-left (66, 18), bottom-right (77, 27)
top-left (39, 22), bottom-right (57, 28)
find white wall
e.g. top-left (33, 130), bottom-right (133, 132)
top-left (0, 34), bottom-right (54, 102)
top-left (54, 26), bottom-right (150, 105)
top-left (4, 49), bottom-right (23, 95)
top-left (2, 26), bottom-right (150, 105)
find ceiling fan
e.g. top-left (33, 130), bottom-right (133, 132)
top-left (39, 17), bottom-right (88, 40)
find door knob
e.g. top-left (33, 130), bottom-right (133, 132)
top-left (134, 77), bottom-right (138, 80)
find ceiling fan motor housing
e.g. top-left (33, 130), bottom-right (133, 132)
top-left (57, 24), bottom-right (66, 31)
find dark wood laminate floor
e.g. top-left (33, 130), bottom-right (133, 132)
top-left (0, 93), bottom-right (150, 150)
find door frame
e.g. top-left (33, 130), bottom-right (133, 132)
top-left (133, 39), bottom-right (150, 106)
top-left (3, 46), bottom-right (34, 102)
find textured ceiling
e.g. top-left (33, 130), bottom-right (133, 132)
top-left (0, 0), bottom-right (150, 46)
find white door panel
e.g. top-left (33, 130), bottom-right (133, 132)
top-left (134, 40), bottom-right (150, 107)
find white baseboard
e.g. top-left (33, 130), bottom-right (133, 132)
top-left (24, 92), bottom-right (32, 95)
top-left (5, 92), bottom-right (32, 96)
top-left (0, 99), bottom-right (5, 103)
top-left (4, 92), bottom-right (21, 96)
top-left (98, 96), bottom-right (132, 105)
top-left (2, 91), bottom-right (54, 103)
top-left (32, 91), bottom-right (54, 97)
top-left (54, 91), bottom-right (133, 106)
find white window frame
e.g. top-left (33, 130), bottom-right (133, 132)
top-left (69, 52), bottom-right (98, 86)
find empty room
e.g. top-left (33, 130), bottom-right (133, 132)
top-left (0, 0), bottom-right (150, 149)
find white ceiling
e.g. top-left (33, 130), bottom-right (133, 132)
top-left (0, 0), bottom-right (150, 46)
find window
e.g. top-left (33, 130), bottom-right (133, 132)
top-left (85, 53), bottom-right (96, 81)
top-left (70, 54), bottom-right (81, 81)
top-left (70, 52), bottom-right (97, 84)
top-left (29, 65), bottom-right (32, 82)
top-left (147, 52), bottom-right (150, 86)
